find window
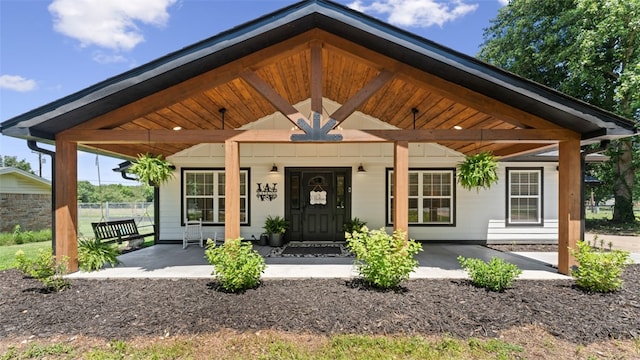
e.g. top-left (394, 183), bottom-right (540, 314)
top-left (387, 169), bottom-right (455, 225)
top-left (182, 169), bottom-right (249, 225)
top-left (507, 168), bottom-right (542, 225)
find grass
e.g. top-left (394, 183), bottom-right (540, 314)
top-left (0, 241), bottom-right (51, 271)
top-left (2, 327), bottom-right (638, 359)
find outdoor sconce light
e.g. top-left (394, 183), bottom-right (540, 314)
top-left (270, 164), bottom-right (278, 173)
top-left (256, 183), bottom-right (278, 201)
top-left (357, 163), bottom-right (366, 172)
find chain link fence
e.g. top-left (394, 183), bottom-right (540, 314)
top-left (77, 202), bottom-right (154, 239)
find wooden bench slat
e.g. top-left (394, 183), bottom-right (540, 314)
top-left (91, 219), bottom-right (155, 245)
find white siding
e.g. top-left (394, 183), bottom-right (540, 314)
top-left (0, 173), bottom-right (51, 194)
top-left (158, 102), bottom-right (560, 243)
top-left (159, 142), bottom-right (560, 243)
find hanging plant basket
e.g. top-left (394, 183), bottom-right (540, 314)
top-left (128, 153), bottom-right (175, 187)
top-left (457, 151), bottom-right (499, 191)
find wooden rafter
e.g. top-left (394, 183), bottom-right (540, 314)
top-left (331, 70), bottom-right (394, 125)
top-left (321, 31), bottom-right (562, 130)
top-left (240, 70), bottom-right (307, 127)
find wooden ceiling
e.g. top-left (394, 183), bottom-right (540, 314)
top-left (70, 30), bottom-right (566, 160)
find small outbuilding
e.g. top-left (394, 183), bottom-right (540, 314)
top-left (0, 167), bottom-right (52, 232)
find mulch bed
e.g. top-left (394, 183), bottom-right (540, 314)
top-left (1, 266), bottom-right (638, 345)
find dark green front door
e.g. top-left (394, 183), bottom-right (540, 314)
top-left (285, 167), bottom-right (351, 242)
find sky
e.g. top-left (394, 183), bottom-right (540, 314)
top-left (0, 0), bottom-right (508, 185)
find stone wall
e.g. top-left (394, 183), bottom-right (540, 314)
top-left (0, 193), bottom-right (52, 232)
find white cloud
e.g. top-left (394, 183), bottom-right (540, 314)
top-left (348, 0), bottom-right (478, 28)
top-left (92, 52), bottom-right (128, 64)
top-left (48, 0), bottom-right (177, 51)
top-left (497, 0), bottom-right (509, 5)
top-left (0, 75), bottom-right (37, 92)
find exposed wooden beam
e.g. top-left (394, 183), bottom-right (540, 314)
top-left (331, 70), bottom-right (395, 125)
top-left (320, 31), bottom-right (562, 130)
top-left (59, 128), bottom-right (580, 144)
top-left (558, 139), bottom-right (581, 275)
top-left (494, 143), bottom-right (558, 159)
top-left (75, 31), bottom-right (320, 130)
top-left (240, 70), bottom-right (307, 127)
top-left (310, 41), bottom-right (323, 114)
top-left (54, 139), bottom-right (78, 272)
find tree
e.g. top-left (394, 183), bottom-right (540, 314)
top-left (479, 0), bottom-right (640, 223)
top-left (0, 155), bottom-right (35, 174)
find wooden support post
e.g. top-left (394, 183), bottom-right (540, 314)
top-left (393, 141), bottom-right (409, 238)
top-left (224, 140), bottom-right (240, 241)
top-left (558, 139), bottom-right (581, 275)
top-left (54, 139), bottom-right (78, 272)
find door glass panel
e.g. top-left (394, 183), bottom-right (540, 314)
top-left (336, 174), bottom-right (345, 209)
top-left (291, 175), bottom-right (300, 209)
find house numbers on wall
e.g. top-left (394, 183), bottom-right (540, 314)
top-left (256, 183), bottom-right (278, 201)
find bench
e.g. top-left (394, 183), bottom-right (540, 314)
top-left (91, 219), bottom-right (155, 247)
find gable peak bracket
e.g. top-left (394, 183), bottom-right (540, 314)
top-left (291, 112), bottom-right (343, 142)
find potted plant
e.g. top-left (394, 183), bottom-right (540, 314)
top-left (264, 215), bottom-right (288, 247)
top-left (457, 151), bottom-right (499, 192)
top-left (128, 153), bottom-right (175, 186)
top-left (344, 217), bottom-right (367, 235)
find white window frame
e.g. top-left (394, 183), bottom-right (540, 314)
top-left (387, 169), bottom-right (455, 226)
top-left (182, 168), bottom-right (249, 225)
top-left (506, 168), bottom-right (543, 225)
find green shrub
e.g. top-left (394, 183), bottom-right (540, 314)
top-left (570, 240), bottom-right (633, 293)
top-left (346, 227), bottom-right (423, 289)
top-left (205, 238), bottom-right (266, 292)
top-left (78, 238), bottom-right (121, 272)
top-left (458, 256), bottom-right (522, 292)
top-left (12, 224), bottom-right (34, 245)
top-left (0, 226), bottom-right (51, 246)
top-left (14, 249), bottom-right (69, 292)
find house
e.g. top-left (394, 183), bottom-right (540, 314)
top-left (0, 0), bottom-right (636, 274)
top-left (0, 167), bottom-right (52, 232)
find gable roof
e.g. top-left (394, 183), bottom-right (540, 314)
top-left (1, 0), bottom-right (636, 159)
top-left (0, 167), bottom-right (51, 188)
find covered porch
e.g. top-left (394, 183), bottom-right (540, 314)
top-left (66, 243), bottom-right (570, 280)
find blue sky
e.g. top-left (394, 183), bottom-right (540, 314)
top-left (0, 0), bottom-right (506, 185)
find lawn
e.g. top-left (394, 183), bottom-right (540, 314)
top-left (0, 241), bottom-right (51, 271)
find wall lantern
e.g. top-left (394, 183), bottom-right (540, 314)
top-left (270, 164), bottom-right (278, 173)
top-left (357, 163), bottom-right (366, 172)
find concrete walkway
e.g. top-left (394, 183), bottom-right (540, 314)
top-left (67, 243), bottom-right (575, 280)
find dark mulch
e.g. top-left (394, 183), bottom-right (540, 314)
top-left (1, 266), bottom-right (639, 345)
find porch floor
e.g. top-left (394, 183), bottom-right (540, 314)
top-left (67, 243), bottom-right (578, 280)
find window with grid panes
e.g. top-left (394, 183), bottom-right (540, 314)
top-left (183, 169), bottom-right (248, 224)
top-left (507, 168), bottom-right (542, 225)
top-left (387, 169), bottom-right (455, 225)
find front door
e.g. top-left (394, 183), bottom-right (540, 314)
top-left (285, 167), bottom-right (351, 242)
